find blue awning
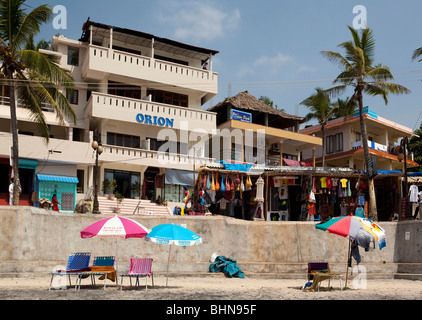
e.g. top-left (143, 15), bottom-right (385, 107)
top-left (37, 174), bottom-right (79, 183)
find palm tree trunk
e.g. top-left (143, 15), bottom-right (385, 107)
top-left (321, 123), bottom-right (326, 167)
top-left (8, 76), bottom-right (20, 206)
top-left (357, 87), bottom-right (378, 220)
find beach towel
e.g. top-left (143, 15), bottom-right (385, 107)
top-left (209, 256), bottom-right (245, 278)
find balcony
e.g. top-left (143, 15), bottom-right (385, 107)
top-left (99, 144), bottom-right (214, 171)
top-left (85, 92), bottom-right (217, 132)
top-left (0, 133), bottom-right (93, 165)
top-left (352, 140), bottom-right (388, 153)
top-left (81, 45), bottom-right (218, 96)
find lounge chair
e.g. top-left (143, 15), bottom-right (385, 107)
top-left (76, 256), bottom-right (116, 290)
top-left (120, 258), bottom-right (154, 290)
top-left (307, 262), bottom-right (343, 292)
top-left (49, 252), bottom-right (91, 290)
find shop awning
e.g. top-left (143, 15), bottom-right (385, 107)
top-left (165, 169), bottom-right (197, 186)
top-left (37, 174), bottom-right (79, 183)
top-left (19, 158), bottom-right (38, 169)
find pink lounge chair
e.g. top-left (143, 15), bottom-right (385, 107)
top-left (120, 258), bottom-right (154, 290)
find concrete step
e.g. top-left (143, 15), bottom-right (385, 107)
top-left (98, 196), bottom-right (171, 215)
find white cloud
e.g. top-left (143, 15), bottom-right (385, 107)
top-left (157, 1), bottom-right (240, 43)
top-left (238, 52), bottom-right (317, 78)
top-left (253, 52), bottom-right (294, 68)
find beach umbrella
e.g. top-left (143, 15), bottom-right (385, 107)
top-left (80, 215), bottom-right (150, 281)
top-left (315, 215), bottom-right (386, 287)
top-left (145, 223), bottom-right (202, 286)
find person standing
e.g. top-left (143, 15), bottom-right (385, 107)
top-left (52, 194), bottom-right (61, 212)
top-left (9, 179), bottom-right (13, 205)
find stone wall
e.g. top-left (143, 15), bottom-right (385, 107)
top-left (0, 207), bottom-right (420, 278)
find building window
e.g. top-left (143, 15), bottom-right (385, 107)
top-left (77, 169), bottom-right (84, 193)
top-left (326, 133), bottom-right (343, 154)
top-left (147, 89), bottom-right (188, 108)
top-left (335, 133), bottom-right (343, 152)
top-left (66, 90), bottom-right (79, 105)
top-left (107, 132), bottom-right (140, 148)
top-left (67, 46), bottom-right (79, 66)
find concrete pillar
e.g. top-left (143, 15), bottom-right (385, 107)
top-left (279, 141), bottom-right (284, 166)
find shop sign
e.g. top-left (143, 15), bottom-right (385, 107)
top-left (231, 109), bottom-right (252, 123)
top-left (136, 113), bottom-right (174, 128)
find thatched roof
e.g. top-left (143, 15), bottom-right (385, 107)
top-left (208, 91), bottom-right (304, 123)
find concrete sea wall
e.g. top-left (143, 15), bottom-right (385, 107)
top-left (0, 207), bottom-right (421, 279)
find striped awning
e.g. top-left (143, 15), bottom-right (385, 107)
top-left (37, 174), bottom-right (79, 183)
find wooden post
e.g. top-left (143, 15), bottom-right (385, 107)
top-left (265, 175), bottom-right (269, 220)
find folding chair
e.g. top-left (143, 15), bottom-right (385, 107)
top-left (76, 256), bottom-right (115, 290)
top-left (49, 252), bottom-right (91, 290)
top-left (120, 258), bottom-right (154, 290)
top-left (307, 262), bottom-right (343, 291)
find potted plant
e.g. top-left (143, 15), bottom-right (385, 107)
top-left (113, 192), bottom-right (124, 213)
top-left (102, 179), bottom-right (117, 200)
top-left (131, 181), bottom-right (141, 199)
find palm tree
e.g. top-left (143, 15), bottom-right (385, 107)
top-left (321, 26), bottom-right (410, 221)
top-left (258, 96), bottom-right (285, 112)
top-left (300, 88), bottom-right (338, 167)
top-left (0, 0), bottom-right (76, 205)
top-left (332, 97), bottom-right (358, 119)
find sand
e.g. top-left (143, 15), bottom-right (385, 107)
top-left (0, 274), bottom-right (421, 300)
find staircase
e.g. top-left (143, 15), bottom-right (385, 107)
top-left (98, 196), bottom-right (171, 215)
top-left (0, 193), bottom-right (32, 206)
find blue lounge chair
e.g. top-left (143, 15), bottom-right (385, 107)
top-left (76, 256), bottom-right (115, 290)
top-left (49, 252), bottom-right (91, 290)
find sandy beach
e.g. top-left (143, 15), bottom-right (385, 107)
top-left (0, 274), bottom-right (421, 301)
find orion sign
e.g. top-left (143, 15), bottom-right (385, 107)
top-left (136, 114), bottom-right (174, 128)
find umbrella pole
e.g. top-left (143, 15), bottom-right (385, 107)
top-left (345, 237), bottom-right (351, 289)
top-left (166, 244), bottom-right (172, 287)
top-left (115, 238), bottom-right (119, 286)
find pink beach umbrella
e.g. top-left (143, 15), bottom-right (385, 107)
top-left (80, 215), bottom-right (150, 280)
top-left (81, 215), bottom-right (150, 239)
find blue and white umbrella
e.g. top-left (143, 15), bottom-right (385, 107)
top-left (145, 224), bottom-right (202, 286)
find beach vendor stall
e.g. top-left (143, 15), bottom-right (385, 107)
top-left (35, 174), bottom-right (79, 212)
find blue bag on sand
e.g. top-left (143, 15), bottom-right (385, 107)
top-left (209, 256), bottom-right (245, 278)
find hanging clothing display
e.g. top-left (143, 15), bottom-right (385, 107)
top-left (409, 184), bottom-right (419, 203)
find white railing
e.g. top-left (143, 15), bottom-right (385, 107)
top-left (87, 92), bottom-right (216, 126)
top-left (84, 45), bottom-right (218, 90)
top-left (101, 143), bottom-right (213, 166)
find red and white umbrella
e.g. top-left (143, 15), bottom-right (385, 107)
top-left (80, 215), bottom-right (150, 281)
top-left (81, 215), bottom-right (150, 239)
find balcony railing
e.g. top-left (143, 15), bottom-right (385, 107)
top-left (86, 92), bottom-right (216, 131)
top-left (101, 143), bottom-right (214, 167)
top-left (82, 45), bottom-right (218, 94)
top-left (352, 140), bottom-right (388, 153)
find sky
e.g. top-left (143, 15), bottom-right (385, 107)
top-left (28, 0), bottom-right (422, 131)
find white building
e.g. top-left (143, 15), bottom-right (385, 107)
top-left (0, 19), bottom-right (219, 211)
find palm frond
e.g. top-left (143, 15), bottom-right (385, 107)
top-left (320, 51), bottom-right (351, 70)
top-left (363, 83), bottom-right (389, 104)
top-left (321, 85), bottom-right (349, 99)
top-left (364, 64), bottom-right (394, 82)
top-left (12, 3), bottom-right (52, 50)
top-left (372, 81), bottom-right (411, 95)
top-left (19, 49), bottom-right (74, 88)
top-left (411, 47), bottom-right (422, 62)
top-left (15, 77), bottom-right (50, 141)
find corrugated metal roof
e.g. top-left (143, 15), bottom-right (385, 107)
top-left (37, 174), bottom-right (79, 183)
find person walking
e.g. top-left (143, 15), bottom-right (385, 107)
top-left (52, 194), bottom-right (61, 212)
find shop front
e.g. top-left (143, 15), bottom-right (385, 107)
top-left (193, 162), bottom-right (391, 221)
top-left (35, 174), bottom-right (79, 212)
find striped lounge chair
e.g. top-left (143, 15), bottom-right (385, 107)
top-left (120, 258), bottom-right (154, 290)
top-left (76, 256), bottom-right (115, 290)
top-left (49, 252), bottom-right (91, 290)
